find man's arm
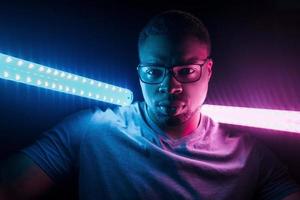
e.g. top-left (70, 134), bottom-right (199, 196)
top-left (283, 192), bottom-right (300, 200)
top-left (0, 153), bottom-right (54, 200)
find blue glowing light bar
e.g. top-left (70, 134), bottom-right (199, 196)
top-left (0, 53), bottom-right (133, 106)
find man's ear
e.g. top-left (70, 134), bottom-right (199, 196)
top-left (206, 58), bottom-right (213, 79)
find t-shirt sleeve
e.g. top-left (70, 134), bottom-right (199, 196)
top-left (255, 142), bottom-right (300, 200)
top-left (20, 108), bottom-right (96, 183)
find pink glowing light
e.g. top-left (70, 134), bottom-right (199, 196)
top-left (201, 104), bottom-right (300, 133)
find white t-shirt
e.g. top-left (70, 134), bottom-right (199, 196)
top-left (22, 102), bottom-right (300, 200)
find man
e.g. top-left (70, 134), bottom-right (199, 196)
top-left (1, 10), bottom-right (300, 200)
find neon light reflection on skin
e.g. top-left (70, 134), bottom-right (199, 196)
top-left (0, 53), bottom-right (133, 106)
top-left (201, 104), bottom-right (300, 133)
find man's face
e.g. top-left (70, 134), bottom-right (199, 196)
top-left (138, 34), bottom-right (213, 127)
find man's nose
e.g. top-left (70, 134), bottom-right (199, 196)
top-left (158, 73), bottom-right (183, 94)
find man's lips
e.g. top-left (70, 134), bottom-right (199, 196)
top-left (156, 100), bottom-right (186, 115)
top-left (158, 100), bottom-right (185, 107)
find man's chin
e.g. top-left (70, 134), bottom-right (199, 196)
top-left (156, 112), bottom-right (190, 127)
top-left (164, 117), bottom-right (184, 127)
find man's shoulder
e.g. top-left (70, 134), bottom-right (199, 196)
top-left (65, 102), bottom-right (143, 138)
top-left (89, 101), bottom-right (141, 124)
top-left (67, 101), bottom-right (141, 125)
top-left (75, 102), bottom-right (144, 142)
top-left (203, 116), bottom-right (264, 151)
top-left (216, 122), bottom-right (275, 155)
top-left (201, 115), bottom-right (248, 139)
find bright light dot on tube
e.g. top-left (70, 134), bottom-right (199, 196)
top-left (17, 61), bottom-right (23, 66)
top-left (4, 71), bottom-right (9, 77)
top-left (60, 72), bottom-right (65, 77)
top-left (6, 57), bottom-right (12, 63)
top-left (28, 63), bottom-right (34, 69)
top-left (39, 66), bottom-right (45, 72)
top-left (15, 74), bottom-right (20, 80)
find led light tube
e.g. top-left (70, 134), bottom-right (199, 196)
top-left (201, 104), bottom-right (300, 133)
top-left (0, 53), bottom-right (133, 106)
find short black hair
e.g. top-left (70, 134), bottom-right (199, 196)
top-left (138, 10), bottom-right (211, 56)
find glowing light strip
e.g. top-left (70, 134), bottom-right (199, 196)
top-left (201, 104), bottom-right (300, 133)
top-left (0, 53), bottom-right (133, 106)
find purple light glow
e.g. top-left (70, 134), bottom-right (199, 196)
top-left (201, 104), bottom-right (300, 133)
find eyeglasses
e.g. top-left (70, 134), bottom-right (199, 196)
top-left (137, 59), bottom-right (209, 84)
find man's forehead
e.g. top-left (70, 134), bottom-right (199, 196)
top-left (139, 35), bottom-right (209, 63)
top-left (141, 54), bottom-right (206, 65)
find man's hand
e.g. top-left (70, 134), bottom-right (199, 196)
top-left (0, 153), bottom-right (54, 200)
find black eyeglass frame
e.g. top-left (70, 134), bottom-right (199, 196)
top-left (137, 58), bottom-right (210, 84)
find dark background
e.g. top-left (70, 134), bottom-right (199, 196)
top-left (0, 0), bottom-right (300, 199)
